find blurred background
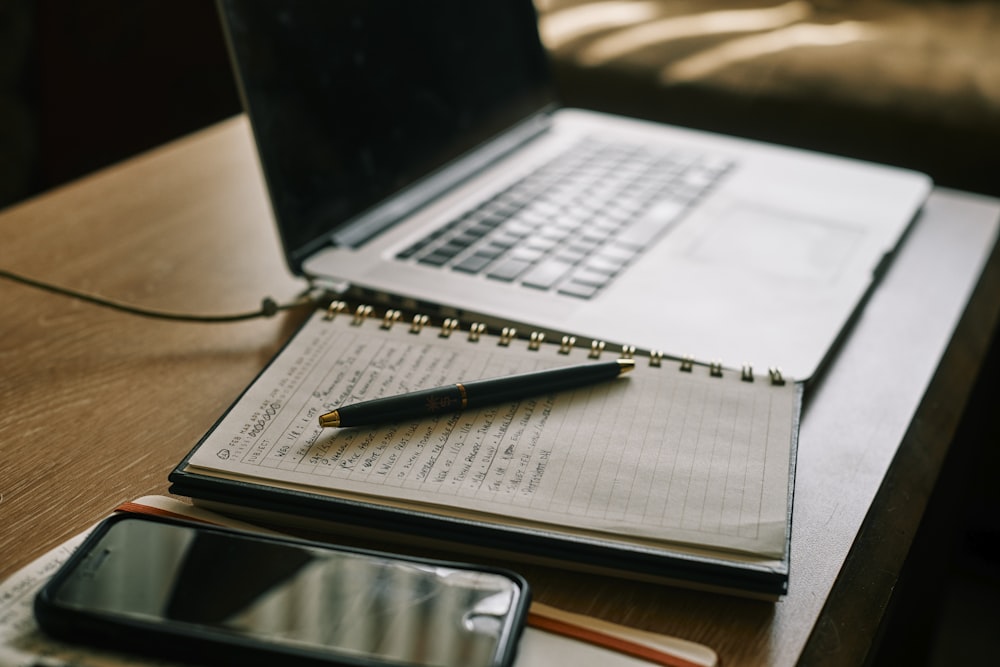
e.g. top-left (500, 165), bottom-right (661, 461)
top-left (0, 0), bottom-right (240, 210)
top-left (3, 0), bottom-right (999, 212)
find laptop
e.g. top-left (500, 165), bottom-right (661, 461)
top-left (217, 0), bottom-right (931, 382)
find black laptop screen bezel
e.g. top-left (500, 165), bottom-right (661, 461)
top-left (217, 0), bottom-right (555, 274)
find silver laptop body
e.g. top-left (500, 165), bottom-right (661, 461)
top-left (218, 0), bottom-right (930, 382)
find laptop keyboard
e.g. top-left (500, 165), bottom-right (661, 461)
top-left (396, 137), bottom-right (734, 299)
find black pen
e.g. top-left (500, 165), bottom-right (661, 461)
top-left (318, 358), bottom-right (635, 428)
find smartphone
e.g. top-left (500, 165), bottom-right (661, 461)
top-left (35, 514), bottom-right (530, 667)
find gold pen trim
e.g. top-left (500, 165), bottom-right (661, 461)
top-left (617, 358), bottom-right (636, 374)
top-left (318, 410), bottom-right (341, 428)
top-left (456, 383), bottom-right (468, 408)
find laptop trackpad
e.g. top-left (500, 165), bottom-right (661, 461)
top-left (687, 205), bottom-right (866, 284)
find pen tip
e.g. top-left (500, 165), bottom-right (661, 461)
top-left (318, 411), bottom-right (341, 428)
top-left (617, 358), bottom-right (636, 374)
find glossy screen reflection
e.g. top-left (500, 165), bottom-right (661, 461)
top-left (217, 0), bottom-right (552, 268)
top-left (53, 519), bottom-right (521, 666)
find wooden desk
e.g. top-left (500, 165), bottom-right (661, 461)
top-left (2, 117), bottom-right (998, 666)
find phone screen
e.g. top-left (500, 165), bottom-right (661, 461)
top-left (44, 517), bottom-right (526, 667)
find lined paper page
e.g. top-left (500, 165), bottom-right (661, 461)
top-left (187, 310), bottom-right (797, 559)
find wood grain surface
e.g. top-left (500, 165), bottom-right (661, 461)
top-left (2, 116), bottom-right (997, 666)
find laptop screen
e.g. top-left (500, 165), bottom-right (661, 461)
top-left (218, 0), bottom-right (554, 272)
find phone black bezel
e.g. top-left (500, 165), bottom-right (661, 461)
top-left (34, 513), bottom-right (531, 667)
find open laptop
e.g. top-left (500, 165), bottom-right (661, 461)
top-left (217, 0), bottom-right (930, 382)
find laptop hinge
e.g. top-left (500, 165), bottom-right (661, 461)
top-left (328, 109), bottom-right (555, 250)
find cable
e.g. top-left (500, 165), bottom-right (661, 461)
top-left (0, 267), bottom-right (319, 323)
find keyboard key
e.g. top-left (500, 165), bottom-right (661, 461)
top-left (488, 257), bottom-right (533, 281)
top-left (509, 246), bottom-right (546, 263)
top-left (565, 238), bottom-right (600, 255)
top-left (666, 184), bottom-right (703, 204)
top-left (396, 241), bottom-right (427, 259)
top-left (437, 240), bottom-right (471, 258)
top-left (583, 254), bottom-right (625, 275)
top-left (569, 267), bottom-right (612, 288)
top-left (614, 200), bottom-right (687, 249)
top-left (593, 244), bottom-right (635, 265)
top-left (459, 224), bottom-right (490, 239)
top-left (453, 253), bottom-right (494, 274)
top-left (558, 280), bottom-right (601, 299)
top-left (488, 233), bottom-right (520, 250)
top-left (524, 235), bottom-right (559, 252)
top-left (581, 225), bottom-right (615, 244)
top-left (539, 227), bottom-right (573, 244)
top-left (475, 244), bottom-right (506, 260)
top-left (504, 220), bottom-right (537, 237)
top-left (477, 214), bottom-right (507, 229)
top-left (418, 250), bottom-right (453, 267)
top-left (682, 163), bottom-right (729, 189)
top-left (522, 258), bottom-right (575, 289)
top-left (552, 247), bottom-right (589, 265)
top-left (517, 207), bottom-right (552, 227)
top-left (449, 233), bottom-right (479, 249)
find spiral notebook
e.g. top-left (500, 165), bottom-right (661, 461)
top-left (170, 303), bottom-right (801, 597)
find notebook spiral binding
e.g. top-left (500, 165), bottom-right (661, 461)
top-left (323, 300), bottom-right (786, 386)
